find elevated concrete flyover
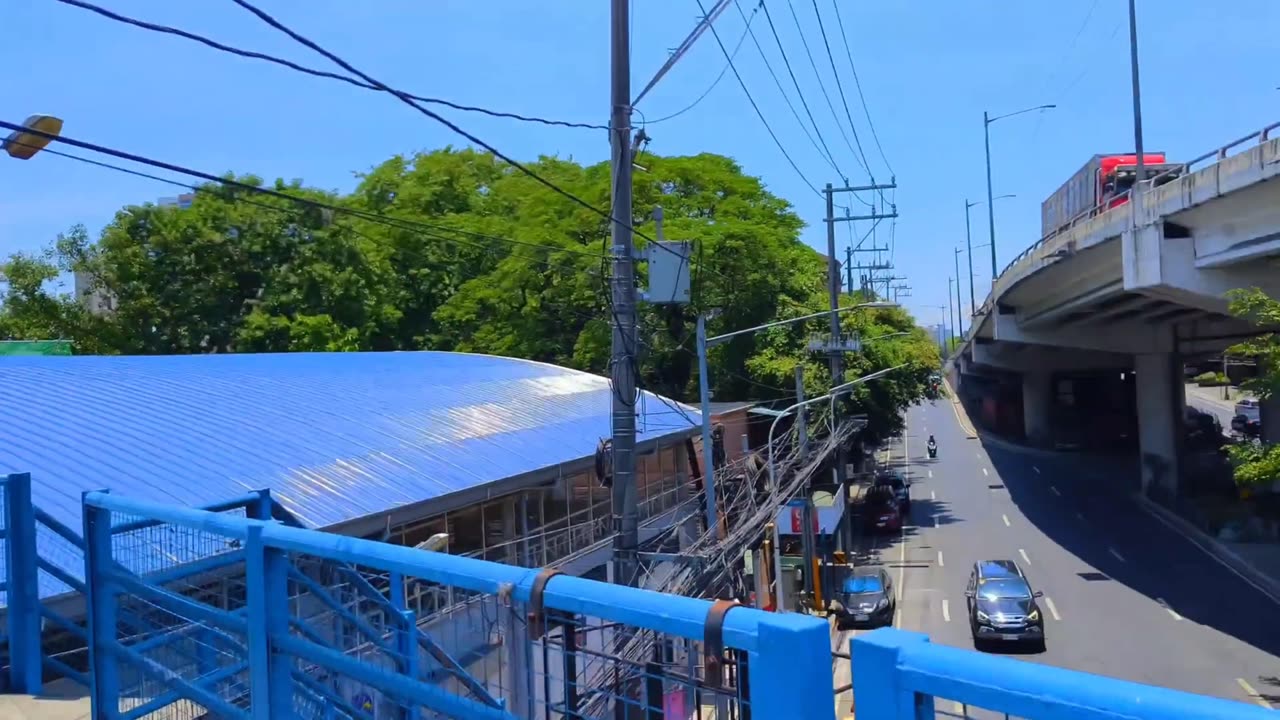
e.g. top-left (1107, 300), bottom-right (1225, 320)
top-left (955, 120), bottom-right (1280, 497)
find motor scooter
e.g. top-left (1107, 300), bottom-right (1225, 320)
top-left (927, 444), bottom-right (937, 459)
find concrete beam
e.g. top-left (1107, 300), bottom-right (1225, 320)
top-left (1124, 224), bottom-right (1280, 315)
top-left (972, 341), bottom-right (1130, 373)
top-left (993, 309), bottom-right (1173, 355)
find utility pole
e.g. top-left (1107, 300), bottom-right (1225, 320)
top-left (823, 180), bottom-right (897, 518)
top-left (964, 200), bottom-right (977, 313)
top-left (608, 0), bottom-right (638, 588)
top-left (891, 283), bottom-right (911, 304)
top-left (844, 245), bottom-right (854, 295)
top-left (953, 249), bottom-right (965, 337)
top-left (947, 278), bottom-right (956, 349)
top-left (1127, 0), bottom-right (1146, 217)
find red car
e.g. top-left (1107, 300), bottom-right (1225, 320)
top-left (865, 487), bottom-right (902, 533)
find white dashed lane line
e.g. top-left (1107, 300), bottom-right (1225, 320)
top-left (1033, 466), bottom-right (1041, 475)
top-left (937, 551), bottom-right (945, 567)
top-left (942, 599), bottom-right (951, 623)
top-left (1018, 548), bottom-right (1031, 565)
top-left (1044, 596), bottom-right (1062, 621)
top-left (1237, 678), bottom-right (1274, 710)
top-left (930, 490), bottom-right (936, 500)
top-left (1049, 485), bottom-right (1060, 497)
top-left (1001, 514), bottom-right (1011, 527)
top-left (982, 467), bottom-right (989, 477)
top-left (1108, 547), bottom-right (1126, 563)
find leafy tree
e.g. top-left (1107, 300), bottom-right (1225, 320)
top-left (1223, 287), bottom-right (1280, 488)
top-left (0, 150), bottom-right (941, 441)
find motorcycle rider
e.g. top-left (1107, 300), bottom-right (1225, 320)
top-left (927, 434), bottom-right (937, 456)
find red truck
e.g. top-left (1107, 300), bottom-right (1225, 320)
top-left (1040, 153), bottom-right (1184, 237)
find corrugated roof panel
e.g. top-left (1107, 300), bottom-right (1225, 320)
top-left (0, 351), bottom-right (700, 593)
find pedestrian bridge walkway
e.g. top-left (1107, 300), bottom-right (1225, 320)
top-left (0, 473), bottom-right (1275, 718)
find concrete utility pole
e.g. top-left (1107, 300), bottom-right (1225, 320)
top-left (953, 249), bottom-right (965, 337)
top-left (1127, 0), bottom-right (1146, 215)
top-left (608, 0), bottom-right (639, 588)
top-left (823, 180), bottom-right (897, 517)
top-left (947, 278), bottom-right (956, 347)
top-left (964, 200), bottom-right (977, 312)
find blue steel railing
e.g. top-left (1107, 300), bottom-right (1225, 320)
top-left (853, 628), bottom-right (1275, 719)
top-left (0, 472), bottom-right (271, 696)
top-left (81, 490), bottom-right (836, 719)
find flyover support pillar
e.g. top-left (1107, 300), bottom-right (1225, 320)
top-left (1021, 369), bottom-right (1053, 448)
top-left (1135, 353), bottom-right (1183, 500)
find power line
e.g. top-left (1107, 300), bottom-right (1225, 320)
top-left (806, 0), bottom-right (872, 178)
top-left (225, 0), bottom-right (703, 275)
top-left (732, 0), bottom-right (843, 179)
top-left (692, 0), bottom-right (824, 197)
top-left (641, 2), bottom-right (760, 125)
top-left (0, 122), bottom-right (609, 267)
top-left (52, 0), bottom-right (608, 132)
top-left (7, 139), bottom-right (618, 326)
top-left (780, 0), bottom-right (864, 175)
top-left (827, 0), bottom-right (894, 177)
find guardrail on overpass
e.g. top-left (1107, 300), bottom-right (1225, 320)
top-left (854, 628), bottom-right (1274, 719)
top-left (971, 120), bottom-right (1280, 326)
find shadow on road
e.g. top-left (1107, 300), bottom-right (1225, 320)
top-left (981, 439), bottom-right (1280, 667)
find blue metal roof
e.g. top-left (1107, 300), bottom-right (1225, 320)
top-left (0, 351), bottom-right (700, 542)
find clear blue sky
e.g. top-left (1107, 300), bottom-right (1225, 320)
top-left (3, 0), bottom-right (1277, 327)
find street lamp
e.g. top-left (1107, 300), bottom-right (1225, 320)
top-left (984, 105), bottom-right (1055, 280)
top-left (2, 115), bottom-right (63, 160)
top-left (696, 301), bottom-right (895, 539)
top-left (965, 194), bottom-right (1015, 312)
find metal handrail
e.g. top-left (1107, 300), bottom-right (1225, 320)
top-left (971, 120), bottom-right (1280, 326)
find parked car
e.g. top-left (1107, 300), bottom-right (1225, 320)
top-left (864, 486), bottom-right (902, 534)
top-left (830, 566), bottom-right (895, 629)
top-left (874, 472), bottom-right (911, 512)
top-left (964, 560), bottom-right (1046, 652)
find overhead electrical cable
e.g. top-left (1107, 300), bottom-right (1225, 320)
top-left (692, 0), bottom-right (824, 197)
top-left (827, 0), bottom-right (894, 177)
top-left (52, 0), bottom-right (608, 131)
top-left (807, 0), bottom-right (872, 178)
top-left (731, 0), bottom-right (843, 178)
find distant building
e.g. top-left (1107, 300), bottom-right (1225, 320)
top-left (156, 192), bottom-right (195, 209)
top-left (74, 193), bottom-right (194, 315)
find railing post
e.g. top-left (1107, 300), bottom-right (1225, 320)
top-left (250, 489), bottom-right (274, 521)
top-left (398, 609), bottom-right (418, 720)
top-left (245, 523), bottom-right (293, 718)
top-left (5, 473), bottom-right (42, 694)
top-left (747, 612), bottom-right (833, 719)
top-left (82, 492), bottom-right (120, 719)
top-left (852, 628), bottom-right (935, 719)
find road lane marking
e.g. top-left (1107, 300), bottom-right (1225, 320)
top-left (1033, 466), bottom-right (1040, 475)
top-left (1156, 597), bottom-right (1182, 620)
top-left (1237, 678), bottom-right (1273, 709)
top-left (934, 515), bottom-right (940, 528)
top-left (1001, 514), bottom-right (1010, 527)
top-left (930, 490), bottom-right (936, 500)
top-left (982, 467), bottom-right (989, 477)
top-left (928, 469), bottom-right (933, 479)
top-left (1018, 548), bottom-right (1031, 565)
top-left (895, 521), bottom-right (906, 628)
top-left (942, 599), bottom-right (951, 622)
top-left (1049, 485), bottom-right (1060, 496)
top-left (1075, 511), bottom-right (1085, 521)
top-left (1108, 547), bottom-right (1126, 563)
top-left (1044, 596), bottom-right (1061, 621)
top-left (937, 551), bottom-right (945, 567)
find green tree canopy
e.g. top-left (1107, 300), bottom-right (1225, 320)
top-left (0, 149), bottom-right (940, 440)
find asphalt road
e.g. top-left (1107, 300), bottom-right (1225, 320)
top-left (834, 398), bottom-right (1280, 718)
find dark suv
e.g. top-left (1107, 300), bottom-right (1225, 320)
top-left (964, 560), bottom-right (1046, 651)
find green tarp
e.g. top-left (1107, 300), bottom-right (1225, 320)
top-left (0, 340), bottom-right (72, 356)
